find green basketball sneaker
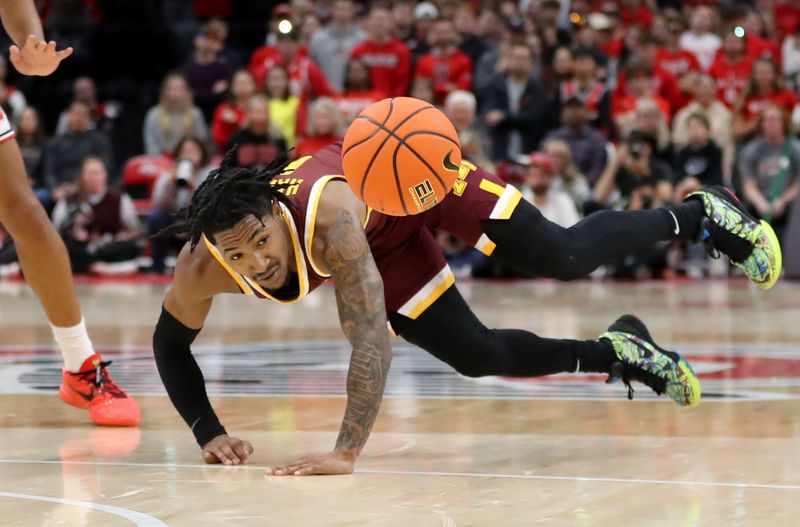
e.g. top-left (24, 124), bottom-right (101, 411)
top-left (687, 186), bottom-right (782, 289)
top-left (600, 315), bottom-right (701, 408)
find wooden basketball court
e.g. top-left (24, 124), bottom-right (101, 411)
top-left (1, 278), bottom-right (799, 526)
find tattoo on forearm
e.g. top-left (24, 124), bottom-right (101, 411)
top-left (323, 210), bottom-right (392, 454)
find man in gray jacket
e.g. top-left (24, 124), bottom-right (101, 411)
top-left (310, 0), bottom-right (365, 91)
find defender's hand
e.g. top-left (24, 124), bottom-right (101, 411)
top-left (265, 449), bottom-right (355, 476)
top-left (10, 35), bottom-right (73, 76)
top-left (201, 434), bottom-right (253, 465)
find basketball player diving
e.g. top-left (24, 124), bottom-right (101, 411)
top-left (153, 143), bottom-right (781, 475)
top-left (0, 0), bottom-right (139, 426)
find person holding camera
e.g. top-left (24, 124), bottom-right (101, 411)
top-left (592, 130), bottom-right (676, 278)
top-left (594, 130), bottom-right (674, 212)
top-left (148, 136), bottom-right (211, 274)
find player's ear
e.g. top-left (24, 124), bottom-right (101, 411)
top-left (272, 200), bottom-right (282, 218)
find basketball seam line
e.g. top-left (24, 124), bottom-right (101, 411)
top-left (359, 98), bottom-right (398, 200)
top-left (391, 137), bottom-right (411, 215)
top-left (357, 110), bottom-right (449, 197)
top-left (342, 98), bottom-right (397, 157)
top-left (357, 102), bottom-right (437, 203)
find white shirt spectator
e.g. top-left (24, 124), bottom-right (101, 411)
top-left (680, 32), bottom-right (721, 71)
top-left (521, 187), bottom-right (581, 228)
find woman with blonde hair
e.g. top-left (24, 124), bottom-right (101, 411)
top-left (143, 73), bottom-right (209, 155)
top-left (294, 97), bottom-right (346, 157)
top-left (541, 138), bottom-right (591, 209)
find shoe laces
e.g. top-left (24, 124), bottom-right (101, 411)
top-left (701, 218), bottom-right (752, 264)
top-left (74, 360), bottom-right (127, 399)
top-left (606, 361), bottom-right (667, 400)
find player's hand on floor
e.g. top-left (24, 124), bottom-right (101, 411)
top-left (10, 35), bottom-right (73, 76)
top-left (265, 450), bottom-right (355, 476)
top-left (201, 434), bottom-right (253, 466)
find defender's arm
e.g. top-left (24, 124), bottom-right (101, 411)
top-left (0, 0), bottom-right (73, 76)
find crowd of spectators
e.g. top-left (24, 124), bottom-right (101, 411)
top-left (1, 0), bottom-right (799, 280)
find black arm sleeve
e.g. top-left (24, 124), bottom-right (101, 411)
top-left (153, 306), bottom-right (226, 446)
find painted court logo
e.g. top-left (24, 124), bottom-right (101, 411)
top-left (409, 179), bottom-right (438, 212)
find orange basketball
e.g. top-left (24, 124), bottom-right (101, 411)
top-left (341, 97), bottom-right (462, 216)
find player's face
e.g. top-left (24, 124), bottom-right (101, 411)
top-left (215, 206), bottom-right (292, 290)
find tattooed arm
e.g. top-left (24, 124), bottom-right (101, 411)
top-left (266, 181), bottom-right (391, 476)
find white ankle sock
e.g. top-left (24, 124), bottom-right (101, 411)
top-left (51, 318), bottom-right (95, 372)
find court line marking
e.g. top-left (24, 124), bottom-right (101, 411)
top-left (0, 491), bottom-right (167, 526)
top-left (1, 459), bottom-right (799, 492)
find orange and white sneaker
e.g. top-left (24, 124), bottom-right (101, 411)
top-left (59, 353), bottom-right (141, 427)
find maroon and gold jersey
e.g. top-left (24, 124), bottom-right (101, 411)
top-left (204, 143), bottom-right (522, 317)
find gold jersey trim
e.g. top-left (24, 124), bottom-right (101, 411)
top-left (397, 265), bottom-right (455, 319)
top-left (304, 175), bottom-right (346, 278)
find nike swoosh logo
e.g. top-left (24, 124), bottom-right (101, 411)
top-left (71, 385), bottom-right (94, 402)
top-left (668, 210), bottom-right (680, 235)
top-left (443, 151), bottom-right (460, 171)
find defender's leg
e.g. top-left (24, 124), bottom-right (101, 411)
top-left (0, 137), bottom-right (140, 426)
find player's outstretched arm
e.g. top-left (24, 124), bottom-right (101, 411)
top-left (0, 0), bottom-right (72, 76)
top-left (154, 245), bottom-right (253, 465)
top-left (267, 192), bottom-right (391, 476)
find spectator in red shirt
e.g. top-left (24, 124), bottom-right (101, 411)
top-left (350, 6), bottom-right (412, 98)
top-left (337, 59), bottom-right (387, 125)
top-left (294, 98), bottom-right (346, 158)
top-left (247, 21), bottom-right (309, 89)
top-left (414, 19), bottom-right (473, 105)
top-left (774, 0), bottom-right (800, 39)
top-left (619, 0), bottom-right (653, 29)
top-left (211, 69), bottom-right (256, 154)
top-left (613, 61), bottom-right (671, 135)
top-left (657, 20), bottom-right (701, 79)
top-left (733, 58), bottom-right (799, 142)
top-left (248, 28), bottom-right (336, 135)
top-left (657, 20), bottom-right (702, 112)
top-left (616, 35), bottom-right (681, 117)
top-left (708, 28), bottom-right (753, 108)
top-left (740, 9), bottom-right (781, 65)
top-left (587, 13), bottom-right (623, 64)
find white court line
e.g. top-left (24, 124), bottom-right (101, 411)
top-left (0, 491), bottom-right (167, 526)
top-left (1, 459), bottom-right (799, 492)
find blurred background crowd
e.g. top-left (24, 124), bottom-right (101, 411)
top-left (1, 0), bottom-right (798, 280)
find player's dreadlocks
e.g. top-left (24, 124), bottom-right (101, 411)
top-left (164, 145), bottom-right (296, 251)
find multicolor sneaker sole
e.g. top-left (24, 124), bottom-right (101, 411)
top-left (687, 186), bottom-right (782, 289)
top-left (601, 315), bottom-right (701, 408)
